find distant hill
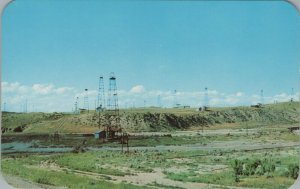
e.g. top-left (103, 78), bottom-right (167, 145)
top-left (1, 102), bottom-right (299, 134)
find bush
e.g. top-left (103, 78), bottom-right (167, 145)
top-left (231, 159), bottom-right (243, 182)
top-left (288, 164), bottom-right (299, 179)
top-left (243, 159), bottom-right (261, 176)
top-left (261, 158), bottom-right (275, 173)
top-left (36, 176), bottom-right (51, 185)
top-left (255, 165), bottom-right (264, 175)
top-left (231, 158), bottom-right (276, 181)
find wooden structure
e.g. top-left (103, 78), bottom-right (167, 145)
top-left (121, 133), bottom-right (129, 153)
top-left (94, 72), bottom-right (129, 152)
top-left (288, 127), bottom-right (299, 132)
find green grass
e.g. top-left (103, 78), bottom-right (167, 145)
top-left (238, 176), bottom-right (295, 189)
top-left (55, 151), bottom-right (174, 173)
top-left (1, 145), bottom-right (299, 189)
top-left (165, 170), bottom-right (236, 185)
top-left (54, 152), bottom-right (131, 176)
top-left (1, 159), bottom-right (148, 189)
top-left (165, 168), bottom-right (296, 189)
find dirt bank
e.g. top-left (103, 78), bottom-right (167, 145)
top-left (2, 102), bottom-right (299, 133)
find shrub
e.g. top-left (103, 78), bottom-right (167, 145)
top-left (36, 176), bottom-right (51, 185)
top-left (231, 158), bottom-right (276, 181)
top-left (255, 165), bottom-right (264, 175)
top-left (243, 159), bottom-right (261, 176)
top-left (261, 158), bottom-right (275, 173)
top-left (288, 164), bottom-right (299, 179)
top-left (231, 159), bottom-right (243, 182)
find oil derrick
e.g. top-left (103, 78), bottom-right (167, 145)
top-left (173, 90), bottom-right (179, 108)
top-left (203, 87), bottom-right (209, 110)
top-left (260, 89), bottom-right (264, 105)
top-left (3, 102), bottom-right (6, 112)
top-left (291, 88), bottom-right (294, 102)
top-left (83, 89), bottom-right (89, 112)
top-left (96, 76), bottom-right (106, 129)
top-left (97, 76), bottom-right (106, 111)
top-left (74, 97), bottom-right (79, 114)
top-left (157, 95), bottom-right (161, 108)
top-left (24, 99), bottom-right (28, 113)
top-left (107, 72), bottom-right (121, 139)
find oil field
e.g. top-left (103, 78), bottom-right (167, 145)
top-left (1, 98), bottom-right (299, 189)
top-left (2, 1), bottom-right (300, 189)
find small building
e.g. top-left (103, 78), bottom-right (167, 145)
top-left (94, 130), bottom-right (106, 139)
top-left (201, 106), bottom-right (211, 111)
top-left (79, 108), bottom-right (88, 114)
top-left (250, 103), bottom-right (262, 108)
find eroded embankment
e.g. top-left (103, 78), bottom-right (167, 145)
top-left (2, 102), bottom-right (299, 133)
top-left (120, 105), bottom-right (298, 131)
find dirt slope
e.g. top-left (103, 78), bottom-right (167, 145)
top-left (119, 102), bottom-right (299, 131)
top-left (2, 102), bottom-right (299, 134)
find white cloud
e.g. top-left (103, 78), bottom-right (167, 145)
top-left (225, 97), bottom-right (240, 104)
top-left (2, 81), bottom-right (298, 112)
top-left (270, 93), bottom-right (294, 103)
top-left (2, 82), bottom-right (30, 94)
top-left (208, 90), bottom-right (219, 96)
top-left (54, 87), bottom-right (74, 94)
top-left (129, 85), bottom-right (145, 94)
top-left (32, 84), bottom-right (54, 95)
top-left (236, 92), bottom-right (244, 97)
top-left (209, 98), bottom-right (221, 106)
top-left (2, 82), bottom-right (79, 112)
top-left (75, 90), bottom-right (97, 98)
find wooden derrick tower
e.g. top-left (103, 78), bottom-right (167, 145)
top-left (107, 72), bottom-right (122, 139)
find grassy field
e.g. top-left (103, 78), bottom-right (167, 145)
top-left (1, 145), bottom-right (298, 189)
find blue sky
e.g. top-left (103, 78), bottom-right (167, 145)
top-left (2, 0), bottom-right (300, 112)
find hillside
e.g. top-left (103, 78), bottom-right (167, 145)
top-left (1, 102), bottom-right (299, 134)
